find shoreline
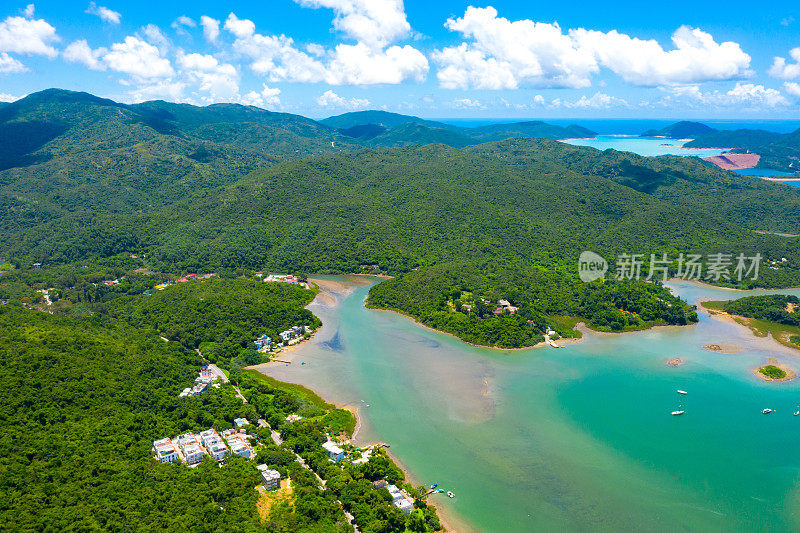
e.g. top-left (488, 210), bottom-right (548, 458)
top-left (254, 276), bottom-right (470, 533)
top-left (367, 305), bottom-right (583, 352)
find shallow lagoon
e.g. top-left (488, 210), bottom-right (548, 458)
top-left (261, 277), bottom-right (800, 532)
top-left (560, 135), bottom-right (726, 158)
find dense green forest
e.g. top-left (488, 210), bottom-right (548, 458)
top-left (640, 121), bottom-right (717, 139)
top-left (0, 280), bottom-right (443, 532)
top-left (367, 261), bottom-right (697, 348)
top-left (109, 278), bottom-right (321, 368)
top-left (720, 295), bottom-right (800, 326)
top-left (2, 89), bottom-right (800, 349)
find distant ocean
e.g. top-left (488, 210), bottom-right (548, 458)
top-left (436, 118), bottom-right (800, 134)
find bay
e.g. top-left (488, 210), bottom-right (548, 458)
top-left (259, 277), bottom-right (800, 532)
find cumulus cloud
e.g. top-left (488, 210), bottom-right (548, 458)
top-left (22, 4), bottom-right (34, 17)
top-left (295, 0), bottom-right (411, 47)
top-left (449, 97), bottom-right (485, 109)
top-left (785, 82), bottom-right (800, 98)
top-left (661, 83), bottom-right (789, 108)
top-left (201, 16), bottom-right (220, 43)
top-left (0, 51), bottom-right (27, 73)
top-left (769, 47), bottom-right (800, 80)
top-left (177, 51), bottom-right (239, 101)
top-left (316, 89), bottom-right (369, 108)
top-left (571, 25), bottom-right (752, 86)
top-left (240, 84), bottom-right (281, 108)
top-left (127, 79), bottom-right (187, 103)
top-left (0, 13), bottom-right (59, 57)
top-left (561, 92), bottom-right (629, 109)
top-left (224, 10), bottom-right (427, 85)
top-left (63, 39), bottom-right (106, 70)
top-left (434, 6), bottom-right (751, 89)
top-left (103, 36), bottom-right (174, 78)
top-left (86, 2), bottom-right (121, 24)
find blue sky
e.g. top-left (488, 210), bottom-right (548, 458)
top-left (1, 1), bottom-right (799, 118)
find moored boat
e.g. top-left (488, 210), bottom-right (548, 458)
top-left (671, 410), bottom-right (685, 416)
top-left (762, 408), bottom-right (773, 414)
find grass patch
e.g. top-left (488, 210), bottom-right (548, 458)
top-left (245, 370), bottom-right (333, 410)
top-left (701, 300), bottom-right (726, 311)
top-left (549, 316), bottom-right (583, 338)
top-left (759, 365), bottom-right (787, 379)
top-left (791, 335), bottom-right (800, 347)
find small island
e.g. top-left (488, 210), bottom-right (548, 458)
top-left (753, 360), bottom-right (796, 382)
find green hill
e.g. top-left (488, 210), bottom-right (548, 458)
top-left (641, 121), bottom-right (717, 139)
top-left (320, 110), bottom-right (451, 130)
top-left (369, 122), bottom-right (477, 148)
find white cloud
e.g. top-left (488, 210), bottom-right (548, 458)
top-left (449, 97), bottom-right (485, 109)
top-left (435, 7), bottom-right (596, 89)
top-left (63, 39), bottom-right (106, 70)
top-left (0, 52), bottom-right (27, 73)
top-left (532, 94), bottom-right (546, 106)
top-left (325, 42), bottom-right (427, 84)
top-left (0, 14), bottom-right (59, 57)
top-left (240, 84), bottom-right (281, 108)
top-left (295, 0), bottom-right (411, 47)
top-left (103, 36), bottom-right (174, 78)
top-left (571, 25), bottom-right (752, 86)
top-left (22, 4), bottom-right (34, 18)
top-left (224, 11), bottom-right (427, 85)
top-left (661, 83), bottom-right (789, 108)
top-left (769, 47), bottom-right (800, 80)
top-left (127, 79), bottom-right (187, 103)
top-left (86, 2), bottom-right (121, 24)
top-left (200, 16), bottom-right (220, 43)
top-left (434, 6), bottom-right (751, 89)
top-left (177, 51), bottom-right (239, 101)
top-left (562, 92), bottom-right (629, 109)
top-left (172, 16), bottom-right (196, 33)
top-left (316, 89), bottom-right (369, 108)
top-left (785, 82), bottom-right (800, 98)
top-left (142, 24), bottom-right (170, 54)
top-left (0, 92), bottom-right (24, 101)
top-left (781, 16), bottom-right (794, 27)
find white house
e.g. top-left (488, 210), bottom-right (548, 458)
top-left (153, 438), bottom-right (179, 463)
top-left (322, 440), bottom-right (345, 462)
top-left (200, 429), bottom-right (229, 461)
top-left (176, 433), bottom-right (205, 465)
top-left (233, 417), bottom-right (250, 428)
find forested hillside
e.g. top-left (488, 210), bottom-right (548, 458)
top-left (0, 282), bottom-right (442, 531)
top-left (685, 127), bottom-right (800, 172)
top-left (3, 89), bottom-right (800, 348)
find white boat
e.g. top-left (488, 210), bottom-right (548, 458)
top-left (677, 390), bottom-right (687, 395)
top-left (447, 491), bottom-right (455, 498)
top-left (762, 408), bottom-right (773, 414)
top-left (794, 411), bottom-right (799, 416)
top-left (671, 410), bottom-right (685, 416)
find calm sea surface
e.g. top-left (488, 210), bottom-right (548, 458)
top-left (560, 135), bottom-right (725, 157)
top-left (261, 277), bottom-right (800, 532)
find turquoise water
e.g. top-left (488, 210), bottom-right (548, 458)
top-left (262, 278), bottom-right (800, 532)
top-left (774, 180), bottom-right (800, 188)
top-left (733, 168), bottom-right (794, 177)
top-left (560, 136), bottom-right (725, 158)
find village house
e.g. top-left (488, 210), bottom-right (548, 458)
top-left (233, 417), bottom-right (250, 428)
top-left (200, 429), bottom-right (229, 461)
top-left (386, 484), bottom-right (414, 515)
top-left (261, 469), bottom-right (281, 491)
top-left (152, 438), bottom-right (180, 463)
top-left (222, 429), bottom-right (254, 459)
top-left (176, 433), bottom-right (205, 465)
top-left (253, 334), bottom-right (272, 351)
top-left (322, 440), bottom-right (345, 462)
